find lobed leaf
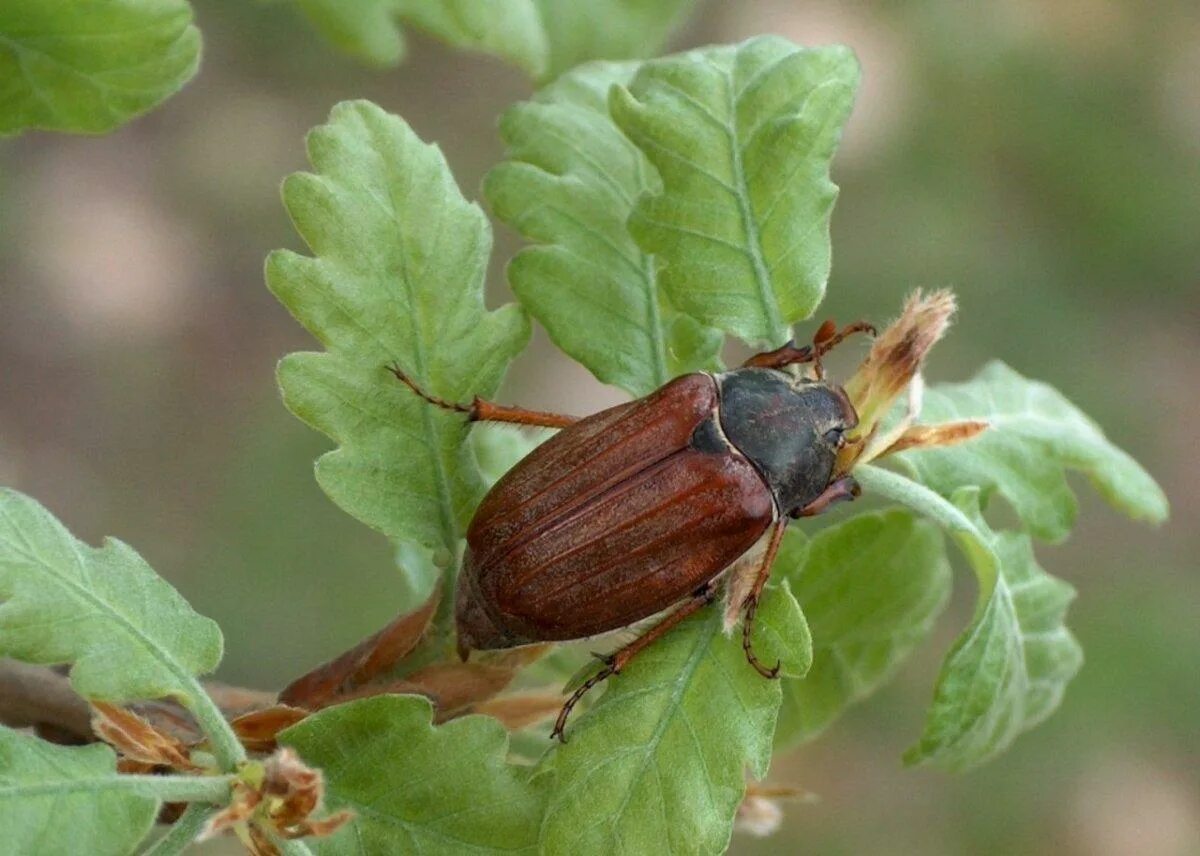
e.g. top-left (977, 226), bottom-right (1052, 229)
top-left (280, 695), bottom-right (545, 854)
top-left (532, 0), bottom-right (698, 82)
top-left (773, 511), bottom-right (951, 749)
top-left (856, 468), bottom-right (1084, 770)
top-left (908, 491), bottom-right (1083, 770)
top-left (292, 0), bottom-right (408, 67)
top-left (267, 100), bottom-right (530, 552)
top-left (486, 61), bottom-right (722, 397)
top-left (0, 0), bottom-right (200, 136)
top-left (897, 361), bottom-right (1169, 542)
top-left (0, 727), bottom-right (158, 856)
top-left (292, 0), bottom-right (694, 81)
top-left (611, 37), bottom-right (859, 346)
top-left (540, 584), bottom-right (807, 855)
top-left (0, 488), bottom-right (221, 707)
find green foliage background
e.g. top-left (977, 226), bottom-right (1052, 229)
top-left (0, 1), bottom-right (1195, 854)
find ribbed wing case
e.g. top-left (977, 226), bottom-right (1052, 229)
top-left (456, 373), bottom-right (774, 651)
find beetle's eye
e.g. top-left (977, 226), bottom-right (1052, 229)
top-left (824, 428), bottom-right (845, 449)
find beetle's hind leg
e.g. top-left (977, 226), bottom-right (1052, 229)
top-left (551, 582), bottom-right (719, 742)
top-left (386, 364), bottom-right (577, 428)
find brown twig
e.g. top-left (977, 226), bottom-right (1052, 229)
top-left (0, 658), bottom-right (276, 745)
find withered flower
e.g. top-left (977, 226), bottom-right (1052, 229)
top-left (838, 289), bottom-right (987, 471)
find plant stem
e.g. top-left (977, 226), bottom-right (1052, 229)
top-left (119, 773), bottom-right (234, 803)
top-left (182, 675), bottom-right (247, 771)
top-left (140, 803), bottom-right (217, 855)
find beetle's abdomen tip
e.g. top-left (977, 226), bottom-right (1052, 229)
top-left (455, 552), bottom-right (527, 653)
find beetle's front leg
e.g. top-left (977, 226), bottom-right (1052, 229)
top-left (387, 365), bottom-right (577, 428)
top-left (790, 475), bottom-right (861, 519)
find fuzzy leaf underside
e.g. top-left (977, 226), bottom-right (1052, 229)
top-left (611, 37), bottom-right (859, 346)
top-left (280, 695), bottom-right (544, 854)
top-left (540, 584), bottom-right (808, 855)
top-left (267, 100), bottom-right (529, 552)
top-left (293, 0), bottom-right (694, 80)
top-left (854, 468), bottom-right (1084, 770)
top-left (0, 726), bottom-right (158, 856)
top-left (898, 361), bottom-right (1169, 542)
top-left (906, 490), bottom-right (1083, 770)
top-left (774, 511), bottom-right (952, 750)
top-left (0, 488), bottom-right (222, 706)
top-left (486, 60), bottom-right (722, 397)
top-left (0, 0), bottom-right (200, 136)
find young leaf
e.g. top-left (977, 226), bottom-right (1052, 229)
top-left (532, 0), bottom-right (698, 82)
top-left (0, 0), bottom-right (201, 136)
top-left (540, 584), bottom-right (806, 855)
top-left (292, 0), bottom-right (407, 67)
top-left (267, 100), bottom-right (530, 552)
top-left (908, 490), bottom-right (1083, 770)
top-left (0, 488), bottom-right (221, 709)
top-left (279, 695), bottom-right (544, 853)
top-left (773, 510), bottom-right (951, 750)
top-left (0, 727), bottom-right (158, 856)
top-left (856, 468), bottom-right (1084, 770)
top-left (610, 37), bottom-right (859, 346)
top-left (897, 361), bottom-right (1169, 542)
top-left (485, 61), bottom-right (722, 397)
top-left (291, 0), bottom-right (694, 81)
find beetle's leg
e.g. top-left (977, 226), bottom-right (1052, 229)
top-left (742, 341), bottom-right (814, 370)
top-left (551, 583), bottom-right (719, 742)
top-left (789, 475), bottom-right (861, 519)
top-left (739, 522), bottom-right (788, 679)
top-left (810, 320), bottom-right (877, 380)
top-left (387, 365), bottom-right (577, 428)
top-left (741, 321), bottom-right (875, 373)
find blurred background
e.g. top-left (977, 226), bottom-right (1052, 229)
top-left (1, 1), bottom-right (1196, 853)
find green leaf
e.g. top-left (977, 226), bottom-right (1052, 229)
top-left (610, 37), bottom-right (859, 346)
top-left (540, 584), bottom-right (805, 855)
top-left (292, 0), bottom-right (407, 67)
top-left (0, 488), bottom-right (221, 707)
top-left (293, 0), bottom-right (546, 73)
top-left (395, 0), bottom-right (547, 76)
top-left (0, 727), bottom-right (158, 856)
top-left (291, 0), bottom-right (693, 81)
top-left (856, 467), bottom-right (1084, 770)
top-left (486, 61), bottom-right (722, 396)
top-left (774, 510), bottom-right (951, 750)
top-left (267, 100), bottom-right (530, 552)
top-left (532, 0), bottom-right (697, 82)
top-left (910, 490), bottom-right (1082, 770)
top-left (280, 695), bottom-right (544, 854)
top-left (470, 424), bottom-right (548, 488)
top-left (0, 0), bottom-right (200, 136)
top-left (897, 360), bottom-right (1169, 542)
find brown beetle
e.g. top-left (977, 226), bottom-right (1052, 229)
top-left (390, 320), bottom-right (874, 739)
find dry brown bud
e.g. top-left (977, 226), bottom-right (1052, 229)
top-left (91, 702), bottom-right (198, 772)
top-left (843, 289), bottom-right (956, 436)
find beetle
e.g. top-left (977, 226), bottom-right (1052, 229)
top-left (389, 320), bottom-right (874, 739)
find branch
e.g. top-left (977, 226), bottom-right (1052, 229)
top-left (0, 658), bottom-right (276, 744)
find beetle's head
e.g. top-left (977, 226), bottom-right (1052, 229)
top-left (798, 379), bottom-right (859, 460)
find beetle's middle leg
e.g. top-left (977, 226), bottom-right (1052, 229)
top-left (551, 581), bottom-right (719, 742)
top-left (387, 365), bottom-right (577, 428)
